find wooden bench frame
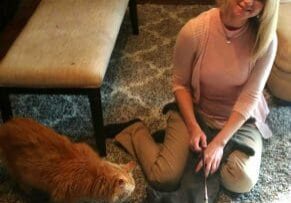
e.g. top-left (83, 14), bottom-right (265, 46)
top-left (0, 0), bottom-right (139, 156)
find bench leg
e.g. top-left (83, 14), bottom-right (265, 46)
top-left (88, 88), bottom-right (106, 157)
top-left (0, 87), bottom-right (13, 122)
top-left (129, 0), bottom-right (139, 35)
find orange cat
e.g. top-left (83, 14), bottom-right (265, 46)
top-left (0, 118), bottom-right (135, 203)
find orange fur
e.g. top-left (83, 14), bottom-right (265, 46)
top-left (0, 118), bottom-right (135, 203)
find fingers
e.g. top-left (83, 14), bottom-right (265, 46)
top-left (189, 136), bottom-right (200, 152)
top-left (200, 135), bottom-right (207, 149)
top-left (210, 158), bottom-right (221, 175)
top-left (195, 155), bottom-right (221, 177)
top-left (195, 159), bottom-right (210, 177)
top-left (194, 142), bottom-right (224, 177)
top-left (193, 136), bottom-right (201, 151)
top-left (195, 160), bottom-right (203, 173)
top-left (209, 160), bottom-right (217, 175)
top-left (190, 134), bottom-right (207, 152)
top-left (205, 161), bottom-right (211, 177)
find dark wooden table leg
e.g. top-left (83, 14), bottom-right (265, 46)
top-left (88, 88), bottom-right (106, 156)
top-left (0, 87), bottom-right (12, 122)
top-left (129, 0), bottom-right (139, 35)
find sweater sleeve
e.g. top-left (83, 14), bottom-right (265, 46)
top-left (233, 35), bottom-right (278, 119)
top-left (172, 19), bottom-right (199, 93)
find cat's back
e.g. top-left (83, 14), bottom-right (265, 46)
top-left (0, 118), bottom-right (62, 145)
top-left (0, 118), bottom-right (40, 149)
top-left (0, 118), bottom-right (73, 160)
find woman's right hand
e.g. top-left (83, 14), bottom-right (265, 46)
top-left (173, 89), bottom-right (207, 152)
top-left (189, 128), bottom-right (207, 152)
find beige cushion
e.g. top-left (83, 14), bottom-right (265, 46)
top-left (268, 2), bottom-right (291, 101)
top-left (280, 0), bottom-right (291, 3)
top-left (275, 3), bottom-right (291, 73)
top-left (0, 0), bottom-right (129, 88)
top-left (268, 63), bottom-right (291, 101)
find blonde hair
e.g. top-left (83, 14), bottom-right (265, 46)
top-left (216, 0), bottom-right (279, 63)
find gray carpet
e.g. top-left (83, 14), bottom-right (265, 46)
top-left (0, 4), bottom-right (290, 203)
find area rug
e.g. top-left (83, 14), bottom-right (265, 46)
top-left (0, 4), bottom-right (290, 203)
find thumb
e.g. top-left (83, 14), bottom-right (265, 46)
top-left (201, 135), bottom-right (207, 148)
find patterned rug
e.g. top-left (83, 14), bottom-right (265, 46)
top-left (0, 4), bottom-right (290, 203)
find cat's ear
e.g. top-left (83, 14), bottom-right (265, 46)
top-left (123, 161), bottom-right (136, 173)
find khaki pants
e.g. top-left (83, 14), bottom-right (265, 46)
top-left (115, 111), bottom-right (262, 193)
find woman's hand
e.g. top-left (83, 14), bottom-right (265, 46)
top-left (189, 128), bottom-right (207, 152)
top-left (195, 140), bottom-right (224, 177)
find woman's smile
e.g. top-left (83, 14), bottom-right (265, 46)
top-left (230, 0), bottom-right (264, 20)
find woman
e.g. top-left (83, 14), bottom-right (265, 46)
top-left (112, 0), bottom-right (279, 194)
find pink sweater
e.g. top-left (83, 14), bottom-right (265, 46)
top-left (173, 8), bottom-right (278, 138)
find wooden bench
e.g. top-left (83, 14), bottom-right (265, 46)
top-left (0, 0), bottom-right (139, 156)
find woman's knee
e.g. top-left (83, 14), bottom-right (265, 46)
top-left (220, 150), bottom-right (260, 193)
top-left (146, 165), bottom-right (182, 192)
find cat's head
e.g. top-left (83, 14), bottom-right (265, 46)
top-left (99, 160), bottom-right (136, 203)
top-left (110, 161), bottom-right (136, 203)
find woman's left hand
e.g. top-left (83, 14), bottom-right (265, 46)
top-left (195, 140), bottom-right (224, 177)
